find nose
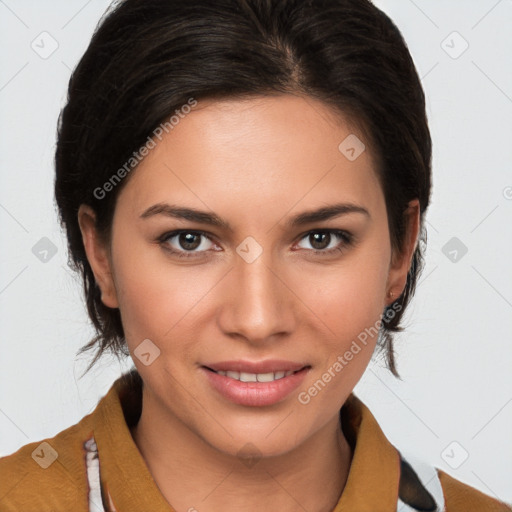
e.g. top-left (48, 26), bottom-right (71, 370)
top-left (217, 249), bottom-right (297, 345)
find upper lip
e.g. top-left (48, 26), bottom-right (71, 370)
top-left (204, 360), bottom-right (309, 374)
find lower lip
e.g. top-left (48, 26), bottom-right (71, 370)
top-left (201, 367), bottom-right (310, 407)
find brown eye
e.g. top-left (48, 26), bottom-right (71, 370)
top-left (296, 229), bottom-right (353, 256)
top-left (159, 230), bottom-right (215, 257)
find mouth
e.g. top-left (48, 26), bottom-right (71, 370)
top-left (201, 360), bottom-right (311, 407)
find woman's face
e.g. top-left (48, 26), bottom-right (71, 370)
top-left (80, 93), bottom-right (417, 458)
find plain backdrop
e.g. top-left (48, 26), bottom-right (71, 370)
top-left (0, 0), bottom-right (511, 505)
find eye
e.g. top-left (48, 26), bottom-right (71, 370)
top-left (158, 230), bottom-right (217, 258)
top-left (295, 229), bottom-right (353, 256)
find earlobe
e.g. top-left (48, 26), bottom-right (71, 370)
top-left (385, 199), bottom-right (421, 304)
top-left (77, 204), bottom-right (119, 309)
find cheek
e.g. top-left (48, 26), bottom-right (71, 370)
top-left (109, 231), bottom-right (219, 347)
top-left (300, 239), bottom-right (391, 402)
top-left (306, 244), bottom-right (390, 341)
top-left (295, 255), bottom-right (390, 414)
top-left (115, 264), bottom-right (221, 345)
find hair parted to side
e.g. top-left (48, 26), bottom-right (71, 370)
top-left (55, 0), bottom-right (431, 379)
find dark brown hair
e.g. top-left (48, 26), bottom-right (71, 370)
top-left (55, 0), bottom-right (431, 378)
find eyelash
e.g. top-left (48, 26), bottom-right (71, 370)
top-left (157, 229), bottom-right (354, 259)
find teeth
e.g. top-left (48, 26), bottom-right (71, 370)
top-left (240, 372), bottom-right (257, 382)
top-left (256, 372), bottom-right (274, 382)
top-left (214, 370), bottom-right (297, 382)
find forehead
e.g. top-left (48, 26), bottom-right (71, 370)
top-left (116, 94), bottom-right (384, 224)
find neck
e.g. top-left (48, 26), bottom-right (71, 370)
top-left (131, 395), bottom-right (353, 512)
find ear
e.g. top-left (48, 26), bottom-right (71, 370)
top-left (385, 199), bottom-right (421, 305)
top-left (77, 204), bottom-right (119, 309)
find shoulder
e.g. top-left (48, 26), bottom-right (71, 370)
top-left (0, 415), bottom-right (94, 511)
top-left (397, 450), bottom-right (511, 512)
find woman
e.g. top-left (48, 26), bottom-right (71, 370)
top-left (0, 0), bottom-right (509, 511)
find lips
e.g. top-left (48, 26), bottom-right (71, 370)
top-left (201, 360), bottom-right (311, 406)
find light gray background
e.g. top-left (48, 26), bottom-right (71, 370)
top-left (0, 0), bottom-right (511, 505)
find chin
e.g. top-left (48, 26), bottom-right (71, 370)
top-left (197, 420), bottom-right (308, 461)
top-left (216, 436), bottom-right (298, 461)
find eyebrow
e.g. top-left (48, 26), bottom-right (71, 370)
top-left (140, 202), bottom-right (370, 230)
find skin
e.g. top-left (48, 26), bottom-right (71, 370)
top-left (78, 93), bottom-right (420, 512)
